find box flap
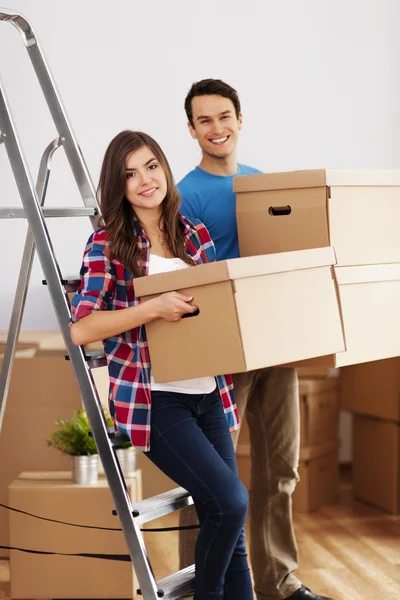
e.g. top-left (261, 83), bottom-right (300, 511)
top-left (335, 263), bottom-right (400, 285)
top-left (233, 169), bottom-right (400, 193)
top-left (326, 169), bottom-right (400, 187)
top-left (135, 247), bottom-right (338, 298)
top-left (134, 260), bottom-right (230, 298)
top-left (226, 247), bottom-right (337, 279)
top-left (233, 169), bottom-right (327, 193)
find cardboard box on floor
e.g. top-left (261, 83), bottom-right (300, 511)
top-left (234, 169), bottom-right (400, 266)
top-left (293, 444), bottom-right (340, 513)
top-left (353, 416), bottom-right (400, 514)
top-left (339, 358), bottom-right (400, 421)
top-left (236, 378), bottom-right (340, 513)
top-left (135, 247), bottom-right (345, 382)
top-left (0, 332), bottom-right (110, 558)
top-left (9, 470), bottom-right (142, 599)
top-left (299, 378), bottom-right (339, 448)
top-left (285, 262), bottom-right (400, 368)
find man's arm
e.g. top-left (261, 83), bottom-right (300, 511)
top-left (178, 183), bottom-right (203, 222)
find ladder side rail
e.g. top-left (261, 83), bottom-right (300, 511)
top-left (0, 137), bottom-right (61, 431)
top-left (0, 82), bottom-right (160, 599)
top-left (0, 8), bottom-right (99, 224)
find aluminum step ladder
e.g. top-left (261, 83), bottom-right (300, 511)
top-left (0, 8), bottom-right (194, 599)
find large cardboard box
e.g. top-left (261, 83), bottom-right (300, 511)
top-left (340, 358), bottom-right (400, 421)
top-left (0, 351), bottom-right (85, 558)
top-left (9, 470), bottom-right (142, 598)
top-left (287, 263), bottom-right (400, 368)
top-left (135, 247), bottom-right (345, 382)
top-left (353, 416), bottom-right (400, 514)
top-left (234, 169), bottom-right (400, 266)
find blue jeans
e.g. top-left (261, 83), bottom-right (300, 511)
top-left (144, 389), bottom-right (254, 600)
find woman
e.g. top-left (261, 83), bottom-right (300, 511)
top-left (70, 130), bottom-right (253, 600)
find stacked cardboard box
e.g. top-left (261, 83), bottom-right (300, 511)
top-left (237, 370), bottom-right (340, 513)
top-left (135, 247), bottom-right (345, 381)
top-left (234, 169), bottom-right (400, 368)
top-left (8, 470), bottom-right (142, 599)
top-left (340, 358), bottom-right (400, 513)
top-left (0, 332), bottom-right (110, 557)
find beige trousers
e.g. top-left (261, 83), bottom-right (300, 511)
top-left (179, 367), bottom-right (301, 599)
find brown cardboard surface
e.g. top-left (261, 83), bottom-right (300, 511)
top-left (293, 450), bottom-right (340, 513)
top-left (339, 358), bottom-right (400, 421)
top-left (353, 416), bottom-right (400, 514)
top-left (0, 355), bottom-right (83, 557)
top-left (286, 264), bottom-right (400, 368)
top-left (234, 169), bottom-right (400, 267)
top-left (299, 386), bottom-right (339, 448)
top-left (137, 249), bottom-right (344, 382)
top-left (9, 471), bottom-right (141, 598)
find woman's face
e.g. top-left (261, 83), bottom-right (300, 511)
top-left (124, 145), bottom-right (167, 213)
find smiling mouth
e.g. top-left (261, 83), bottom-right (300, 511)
top-left (139, 187), bottom-right (157, 197)
top-left (210, 136), bottom-right (229, 145)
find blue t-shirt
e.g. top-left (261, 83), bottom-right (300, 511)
top-left (178, 164), bottom-right (262, 260)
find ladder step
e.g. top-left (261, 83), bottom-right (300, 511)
top-left (42, 278), bottom-right (81, 293)
top-left (0, 207), bottom-right (98, 219)
top-left (65, 349), bottom-right (107, 369)
top-left (137, 564), bottom-right (195, 599)
top-left (113, 487), bottom-right (193, 524)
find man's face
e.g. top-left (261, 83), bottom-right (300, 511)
top-left (188, 94), bottom-right (242, 160)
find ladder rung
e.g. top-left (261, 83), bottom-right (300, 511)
top-left (65, 349), bottom-right (107, 369)
top-left (42, 278), bottom-right (81, 292)
top-left (114, 487), bottom-right (193, 524)
top-left (0, 207), bottom-right (98, 219)
top-left (137, 565), bottom-right (195, 599)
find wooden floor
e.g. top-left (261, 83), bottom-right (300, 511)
top-left (1, 474), bottom-right (399, 600)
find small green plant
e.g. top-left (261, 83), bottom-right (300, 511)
top-left (47, 409), bottom-right (98, 456)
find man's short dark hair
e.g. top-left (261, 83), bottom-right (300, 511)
top-left (184, 79), bottom-right (241, 127)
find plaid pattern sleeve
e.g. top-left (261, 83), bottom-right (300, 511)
top-left (71, 229), bottom-right (116, 321)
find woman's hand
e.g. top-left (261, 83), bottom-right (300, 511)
top-left (151, 292), bottom-right (198, 322)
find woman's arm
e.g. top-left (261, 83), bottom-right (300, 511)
top-left (70, 291), bottom-right (197, 346)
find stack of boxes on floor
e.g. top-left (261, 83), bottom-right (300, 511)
top-left (340, 358), bottom-right (400, 514)
top-left (236, 367), bottom-right (340, 513)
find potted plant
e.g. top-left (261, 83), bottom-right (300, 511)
top-left (97, 413), bottom-right (136, 479)
top-left (47, 409), bottom-right (99, 484)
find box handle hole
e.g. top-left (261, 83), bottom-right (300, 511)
top-left (182, 307), bottom-right (200, 319)
top-left (268, 205), bottom-right (291, 216)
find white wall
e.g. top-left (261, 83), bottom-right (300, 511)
top-left (1, 0), bottom-right (400, 329)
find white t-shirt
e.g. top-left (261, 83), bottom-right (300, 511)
top-left (147, 253), bottom-right (216, 395)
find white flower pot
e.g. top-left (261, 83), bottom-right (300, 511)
top-left (98, 446), bottom-right (137, 479)
top-left (71, 455), bottom-right (99, 485)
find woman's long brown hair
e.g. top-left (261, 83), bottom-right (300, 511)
top-left (98, 130), bottom-right (193, 278)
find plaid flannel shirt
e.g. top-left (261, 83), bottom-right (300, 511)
top-left (71, 214), bottom-right (238, 450)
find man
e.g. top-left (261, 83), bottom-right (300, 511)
top-left (177, 78), bottom-right (334, 600)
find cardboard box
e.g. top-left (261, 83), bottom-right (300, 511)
top-left (293, 446), bottom-right (340, 513)
top-left (340, 358), bottom-right (400, 421)
top-left (353, 416), bottom-right (400, 514)
top-left (299, 379), bottom-right (339, 448)
top-left (237, 433), bottom-right (339, 513)
top-left (234, 169), bottom-right (400, 266)
top-left (0, 352), bottom-right (85, 558)
top-left (286, 263), bottom-right (400, 368)
top-left (9, 470), bottom-right (142, 598)
top-left (135, 247), bottom-right (345, 382)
